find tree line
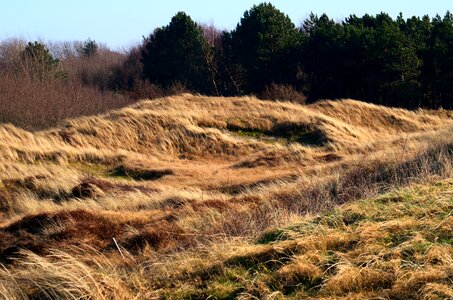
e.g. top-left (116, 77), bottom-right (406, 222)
top-left (127, 3), bottom-right (451, 109)
top-left (2, 3), bottom-right (452, 109)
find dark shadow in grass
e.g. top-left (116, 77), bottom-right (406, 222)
top-left (256, 228), bottom-right (291, 245)
top-left (226, 122), bottom-right (328, 147)
top-left (109, 164), bottom-right (174, 181)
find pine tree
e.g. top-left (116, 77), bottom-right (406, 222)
top-left (20, 41), bottom-right (59, 82)
top-left (229, 3), bottom-right (302, 93)
top-left (79, 38), bottom-right (99, 57)
top-left (141, 12), bottom-right (214, 94)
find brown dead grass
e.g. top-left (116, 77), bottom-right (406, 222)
top-left (0, 94), bottom-right (451, 299)
top-left (149, 179), bottom-right (453, 299)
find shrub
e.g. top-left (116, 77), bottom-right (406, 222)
top-left (0, 73), bottom-right (134, 130)
top-left (20, 41), bottom-right (60, 82)
top-left (62, 48), bottom-right (125, 91)
top-left (261, 83), bottom-right (307, 104)
top-left (78, 38), bottom-right (98, 57)
top-left (128, 80), bottom-right (164, 100)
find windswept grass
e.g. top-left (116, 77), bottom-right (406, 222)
top-left (0, 94), bottom-right (451, 299)
top-left (0, 179), bottom-right (451, 299)
top-left (154, 179), bottom-right (453, 299)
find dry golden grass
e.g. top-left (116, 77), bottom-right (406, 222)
top-left (0, 94), bottom-right (452, 299)
top-left (147, 179), bottom-right (453, 299)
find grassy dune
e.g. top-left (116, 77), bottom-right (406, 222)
top-left (0, 94), bottom-right (452, 299)
top-left (156, 179), bottom-right (453, 299)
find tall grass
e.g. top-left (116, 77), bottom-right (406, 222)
top-left (0, 93), bottom-right (451, 299)
top-left (0, 146), bottom-right (451, 298)
top-left (0, 248), bottom-right (135, 300)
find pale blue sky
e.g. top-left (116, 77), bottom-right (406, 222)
top-left (1, 1), bottom-right (451, 50)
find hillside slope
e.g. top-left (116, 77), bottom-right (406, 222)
top-left (155, 179), bottom-right (453, 299)
top-left (1, 94), bottom-right (452, 192)
top-left (0, 95), bottom-right (452, 299)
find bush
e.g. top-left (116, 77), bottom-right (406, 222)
top-left (0, 73), bottom-right (135, 130)
top-left (261, 83), bottom-right (307, 104)
top-left (20, 41), bottom-right (60, 82)
top-left (78, 38), bottom-right (98, 57)
top-left (62, 48), bottom-right (125, 91)
top-left (127, 80), bottom-right (164, 100)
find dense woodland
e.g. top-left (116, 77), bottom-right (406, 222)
top-left (0, 3), bottom-right (452, 129)
top-left (137, 4), bottom-right (452, 109)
